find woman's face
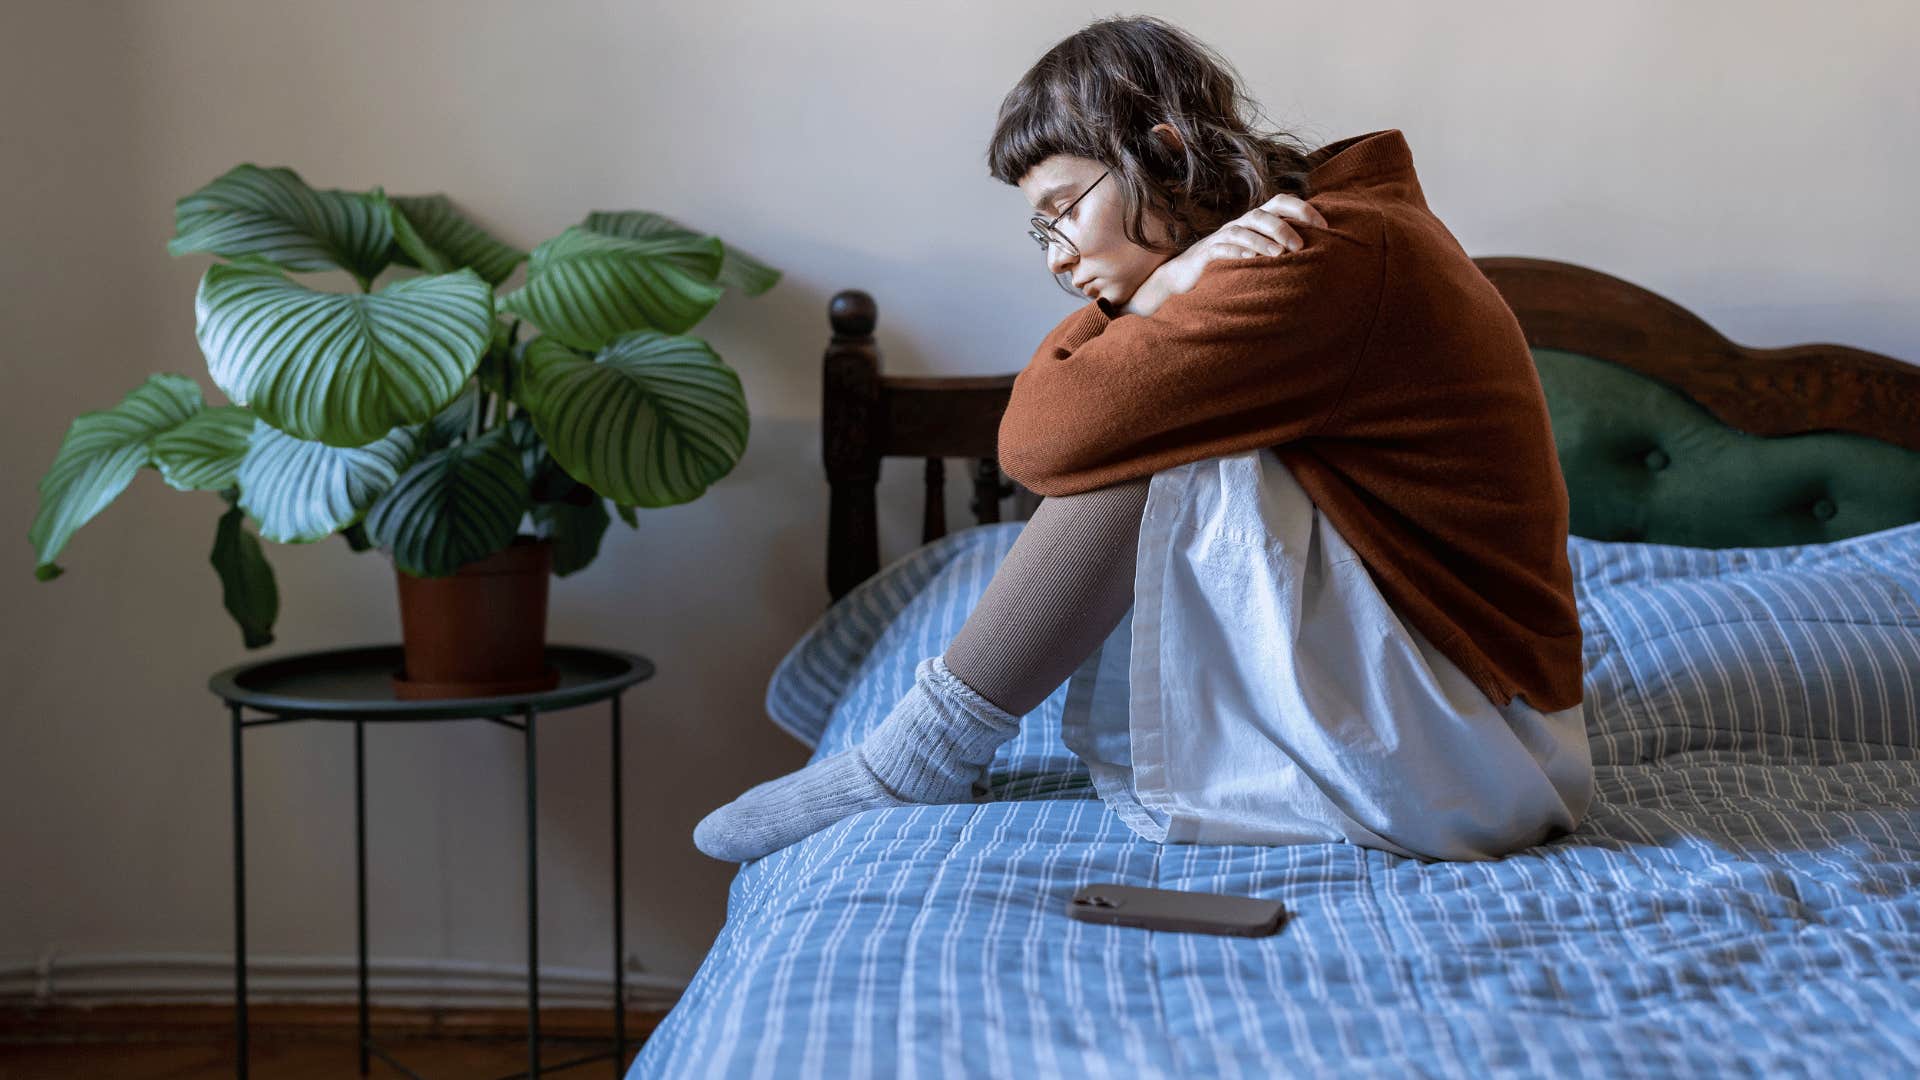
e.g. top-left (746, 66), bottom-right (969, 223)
top-left (1019, 153), bottom-right (1178, 307)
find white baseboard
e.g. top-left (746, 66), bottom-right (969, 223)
top-left (0, 949), bottom-right (689, 1012)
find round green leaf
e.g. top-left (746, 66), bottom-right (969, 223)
top-left (496, 226), bottom-right (725, 349)
top-left (583, 210), bottom-right (781, 297)
top-left (380, 191), bottom-right (528, 286)
top-left (237, 421), bottom-right (421, 543)
top-left (364, 425), bottom-right (530, 577)
top-left (167, 163), bottom-right (393, 286)
top-left (517, 330), bottom-right (748, 508)
top-left (193, 262), bottom-right (493, 448)
top-left (29, 374), bottom-right (204, 581)
top-left (153, 405), bottom-right (256, 492)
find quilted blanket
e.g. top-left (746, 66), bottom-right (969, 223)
top-left (630, 520), bottom-right (1920, 1078)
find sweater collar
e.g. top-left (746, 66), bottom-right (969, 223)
top-left (1304, 128), bottom-right (1426, 206)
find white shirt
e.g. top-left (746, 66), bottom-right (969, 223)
top-left (1058, 447), bottom-right (1595, 862)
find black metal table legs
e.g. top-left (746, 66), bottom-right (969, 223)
top-left (231, 696), bottom-right (631, 1079)
top-left (230, 703), bottom-right (247, 1077)
top-left (356, 719), bottom-right (370, 1076)
top-left (612, 693), bottom-right (626, 1067)
top-left (526, 705), bottom-right (540, 1078)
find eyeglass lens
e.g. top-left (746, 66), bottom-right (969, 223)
top-left (1029, 170), bottom-right (1108, 295)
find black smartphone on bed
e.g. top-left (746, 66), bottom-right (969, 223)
top-left (1066, 883), bottom-right (1289, 937)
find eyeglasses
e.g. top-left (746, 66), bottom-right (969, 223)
top-left (1027, 169), bottom-right (1110, 297)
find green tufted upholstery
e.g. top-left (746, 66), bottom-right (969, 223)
top-left (1535, 347), bottom-right (1920, 548)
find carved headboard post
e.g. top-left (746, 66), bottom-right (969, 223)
top-left (824, 290), bottom-right (883, 601)
top-left (820, 290), bottom-right (1044, 603)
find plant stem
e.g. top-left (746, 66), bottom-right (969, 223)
top-left (501, 318), bottom-right (521, 423)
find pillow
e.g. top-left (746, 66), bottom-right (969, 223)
top-left (764, 523), bottom-right (1026, 754)
top-left (1568, 519), bottom-right (1920, 767)
top-left (767, 517), bottom-right (1920, 776)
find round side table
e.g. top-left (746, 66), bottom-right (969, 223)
top-left (208, 643), bottom-right (655, 1079)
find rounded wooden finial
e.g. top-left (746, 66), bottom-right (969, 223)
top-left (830, 290), bottom-right (877, 337)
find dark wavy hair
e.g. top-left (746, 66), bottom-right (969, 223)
top-left (986, 15), bottom-right (1317, 257)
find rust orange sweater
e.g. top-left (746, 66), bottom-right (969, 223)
top-left (997, 128), bottom-right (1583, 713)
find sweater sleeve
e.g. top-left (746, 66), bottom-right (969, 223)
top-left (997, 209), bottom-right (1385, 497)
top-left (1014, 295), bottom-right (1122, 367)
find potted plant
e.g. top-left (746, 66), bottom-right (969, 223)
top-left (28, 163), bottom-right (778, 698)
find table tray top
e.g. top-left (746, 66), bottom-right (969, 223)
top-left (208, 643), bottom-right (654, 720)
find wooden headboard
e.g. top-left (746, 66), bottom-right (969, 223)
top-left (821, 257), bottom-right (1920, 602)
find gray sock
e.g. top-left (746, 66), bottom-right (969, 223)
top-left (693, 655), bottom-right (1021, 862)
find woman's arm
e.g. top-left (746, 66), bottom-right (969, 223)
top-left (1120, 192), bottom-right (1331, 319)
top-left (998, 207), bottom-right (1385, 497)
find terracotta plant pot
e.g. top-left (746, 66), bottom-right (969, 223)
top-left (391, 535), bottom-right (562, 700)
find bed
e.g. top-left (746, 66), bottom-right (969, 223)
top-left (628, 258), bottom-right (1920, 1078)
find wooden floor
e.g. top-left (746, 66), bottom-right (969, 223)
top-left (0, 1040), bottom-right (639, 1078)
top-left (0, 1004), bottom-right (667, 1079)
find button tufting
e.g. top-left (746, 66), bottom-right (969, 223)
top-left (1643, 448), bottom-right (1670, 471)
top-left (1811, 498), bottom-right (1836, 521)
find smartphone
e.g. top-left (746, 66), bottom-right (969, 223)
top-left (1066, 882), bottom-right (1288, 937)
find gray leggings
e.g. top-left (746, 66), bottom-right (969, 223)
top-left (941, 475), bottom-right (1151, 717)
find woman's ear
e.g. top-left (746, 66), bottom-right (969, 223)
top-left (1150, 122), bottom-right (1186, 155)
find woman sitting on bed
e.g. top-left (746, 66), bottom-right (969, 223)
top-left (695, 15), bottom-right (1595, 864)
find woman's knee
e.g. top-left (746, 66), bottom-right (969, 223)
top-left (1030, 475), bottom-right (1150, 544)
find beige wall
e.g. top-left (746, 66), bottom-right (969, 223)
top-left (4, 0), bottom-right (1915, 1004)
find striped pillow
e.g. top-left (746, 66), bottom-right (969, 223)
top-left (765, 524), bottom-right (1026, 753)
top-left (1567, 520), bottom-right (1920, 767)
top-left (767, 520), bottom-right (1920, 775)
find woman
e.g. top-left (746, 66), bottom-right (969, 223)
top-left (694, 15), bottom-right (1593, 864)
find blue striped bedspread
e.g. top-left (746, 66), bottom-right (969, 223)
top-left (630, 520), bottom-right (1920, 1078)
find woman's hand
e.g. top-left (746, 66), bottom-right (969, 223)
top-left (1118, 193), bottom-right (1330, 318)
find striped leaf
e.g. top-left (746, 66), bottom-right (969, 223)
top-left (210, 500), bottom-right (279, 648)
top-left (530, 494), bottom-right (611, 577)
top-left (379, 190), bottom-right (528, 286)
top-left (153, 405), bottom-right (256, 491)
top-left (237, 421), bottom-right (421, 543)
top-left (583, 210), bottom-right (781, 297)
top-left (496, 226), bottom-right (726, 350)
top-left (422, 381), bottom-right (483, 450)
top-left (167, 164), bottom-right (393, 287)
top-left (364, 425), bottom-right (530, 577)
top-left (517, 330), bottom-right (748, 508)
top-left (504, 412), bottom-right (549, 483)
top-left (193, 262), bottom-right (493, 448)
top-left (29, 374), bottom-right (204, 581)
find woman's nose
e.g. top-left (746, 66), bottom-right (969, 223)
top-left (1046, 244), bottom-right (1076, 276)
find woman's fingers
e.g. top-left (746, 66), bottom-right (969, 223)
top-left (1226, 221), bottom-right (1293, 255)
top-left (1245, 209), bottom-right (1316, 251)
top-left (1195, 196), bottom-right (1325, 267)
top-left (1260, 192), bottom-right (1330, 230)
